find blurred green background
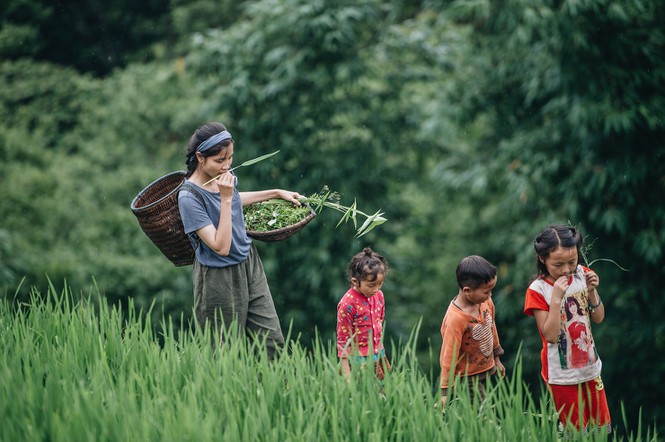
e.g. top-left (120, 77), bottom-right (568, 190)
top-left (1, 0), bottom-right (663, 435)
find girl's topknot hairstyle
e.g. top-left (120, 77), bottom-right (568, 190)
top-left (347, 247), bottom-right (389, 284)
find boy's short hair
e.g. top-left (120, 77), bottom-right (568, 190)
top-left (456, 255), bottom-right (497, 289)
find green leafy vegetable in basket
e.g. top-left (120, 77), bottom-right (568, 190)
top-left (243, 186), bottom-right (387, 238)
top-left (244, 200), bottom-right (313, 231)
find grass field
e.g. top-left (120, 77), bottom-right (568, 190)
top-left (0, 284), bottom-right (658, 441)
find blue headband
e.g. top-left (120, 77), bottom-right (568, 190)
top-left (196, 130), bottom-right (233, 153)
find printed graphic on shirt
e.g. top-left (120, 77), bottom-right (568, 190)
top-left (471, 312), bottom-right (494, 358)
top-left (463, 309), bottom-right (494, 365)
top-left (557, 290), bottom-right (598, 370)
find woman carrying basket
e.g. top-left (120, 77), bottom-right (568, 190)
top-left (178, 122), bottom-right (302, 358)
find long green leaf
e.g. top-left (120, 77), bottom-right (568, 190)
top-left (233, 150), bottom-right (280, 168)
top-left (587, 257), bottom-right (630, 272)
top-left (203, 150), bottom-right (280, 185)
top-left (355, 211), bottom-right (387, 238)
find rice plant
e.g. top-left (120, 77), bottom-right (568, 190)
top-left (0, 284), bottom-right (658, 441)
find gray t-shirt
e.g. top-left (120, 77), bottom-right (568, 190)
top-left (178, 181), bottom-right (252, 268)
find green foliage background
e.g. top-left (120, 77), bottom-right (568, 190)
top-left (1, 0), bottom-right (663, 435)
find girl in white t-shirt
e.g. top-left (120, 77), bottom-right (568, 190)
top-left (524, 224), bottom-right (611, 435)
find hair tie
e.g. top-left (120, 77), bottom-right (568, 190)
top-left (196, 130), bottom-right (233, 153)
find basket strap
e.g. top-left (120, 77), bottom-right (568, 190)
top-left (178, 181), bottom-right (206, 251)
top-left (179, 181), bottom-right (205, 206)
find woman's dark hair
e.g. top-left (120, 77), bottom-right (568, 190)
top-left (456, 255), bottom-right (497, 289)
top-left (347, 247), bottom-right (389, 284)
top-left (533, 224), bottom-right (584, 277)
top-left (185, 122), bottom-right (234, 177)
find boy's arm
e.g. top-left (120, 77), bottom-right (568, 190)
top-left (490, 299), bottom-right (505, 375)
top-left (438, 308), bottom-right (462, 415)
top-left (439, 314), bottom-right (463, 391)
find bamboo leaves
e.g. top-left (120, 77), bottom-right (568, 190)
top-left (301, 187), bottom-right (387, 238)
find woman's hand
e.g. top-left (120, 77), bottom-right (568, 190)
top-left (276, 189), bottom-right (304, 206)
top-left (240, 189), bottom-right (304, 207)
top-left (214, 172), bottom-right (236, 202)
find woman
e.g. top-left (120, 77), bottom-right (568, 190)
top-left (178, 122), bottom-right (302, 358)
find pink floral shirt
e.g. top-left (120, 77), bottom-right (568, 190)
top-left (336, 288), bottom-right (385, 357)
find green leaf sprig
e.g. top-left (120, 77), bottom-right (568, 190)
top-left (299, 186), bottom-right (387, 238)
top-left (203, 150), bottom-right (280, 186)
top-left (577, 226), bottom-right (630, 272)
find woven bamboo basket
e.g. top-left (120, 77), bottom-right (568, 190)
top-left (131, 171), bottom-right (193, 266)
top-left (246, 208), bottom-right (317, 242)
top-left (131, 171), bottom-right (317, 266)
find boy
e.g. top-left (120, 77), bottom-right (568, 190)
top-left (439, 255), bottom-right (506, 410)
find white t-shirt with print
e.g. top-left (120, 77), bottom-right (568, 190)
top-left (524, 265), bottom-right (602, 385)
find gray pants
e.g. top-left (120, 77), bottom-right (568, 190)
top-left (193, 243), bottom-right (284, 359)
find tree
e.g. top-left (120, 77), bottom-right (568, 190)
top-left (180, 0), bottom-right (445, 343)
top-left (0, 58), bottom-right (200, 323)
top-left (0, 0), bottom-right (172, 75)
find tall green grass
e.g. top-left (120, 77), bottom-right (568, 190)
top-left (0, 284), bottom-right (658, 441)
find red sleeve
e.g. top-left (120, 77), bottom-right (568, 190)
top-left (524, 287), bottom-right (549, 317)
top-left (337, 295), bottom-right (355, 357)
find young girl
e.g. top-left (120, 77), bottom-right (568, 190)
top-left (524, 224), bottom-right (610, 434)
top-left (178, 122), bottom-right (303, 358)
top-left (336, 247), bottom-right (390, 380)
